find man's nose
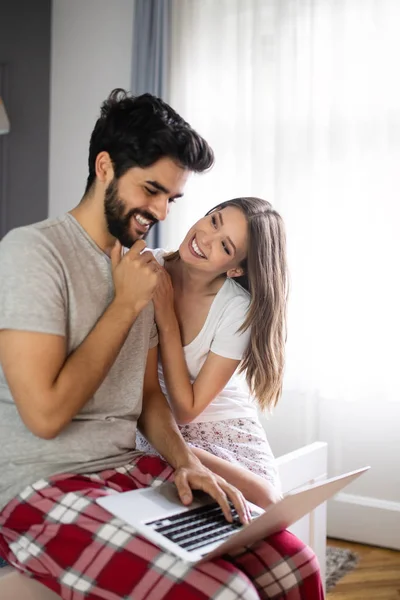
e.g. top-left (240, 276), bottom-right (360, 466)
top-left (151, 196), bottom-right (170, 222)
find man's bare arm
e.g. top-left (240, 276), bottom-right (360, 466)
top-left (0, 301), bottom-right (138, 438)
top-left (138, 346), bottom-right (195, 470)
top-left (138, 347), bottom-right (251, 524)
top-left (0, 240), bottom-right (158, 439)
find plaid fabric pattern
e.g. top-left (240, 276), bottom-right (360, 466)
top-left (0, 455), bottom-right (324, 599)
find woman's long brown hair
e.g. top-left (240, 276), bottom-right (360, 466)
top-left (165, 197), bottom-right (288, 411)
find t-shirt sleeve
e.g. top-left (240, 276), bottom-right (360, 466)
top-left (149, 321), bottom-right (158, 349)
top-left (210, 295), bottom-right (251, 360)
top-left (0, 228), bottom-right (67, 335)
top-left (150, 247), bottom-right (167, 266)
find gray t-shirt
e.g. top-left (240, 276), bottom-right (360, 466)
top-left (0, 214), bottom-right (157, 510)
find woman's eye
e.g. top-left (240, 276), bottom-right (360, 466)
top-left (222, 242), bottom-right (230, 255)
top-left (168, 198), bottom-right (176, 204)
top-left (211, 215), bottom-right (217, 228)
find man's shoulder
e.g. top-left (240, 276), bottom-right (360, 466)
top-left (0, 216), bottom-right (78, 265)
top-left (1, 216), bottom-right (69, 248)
top-left (0, 217), bottom-right (75, 281)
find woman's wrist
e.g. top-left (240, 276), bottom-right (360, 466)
top-left (157, 312), bottom-right (180, 335)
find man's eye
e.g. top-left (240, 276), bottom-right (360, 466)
top-left (145, 187), bottom-right (157, 196)
top-left (222, 242), bottom-right (230, 255)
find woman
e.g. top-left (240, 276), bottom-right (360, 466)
top-left (137, 197), bottom-right (287, 509)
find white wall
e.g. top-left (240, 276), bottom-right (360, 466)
top-left (261, 393), bottom-right (400, 550)
top-left (49, 0), bottom-right (134, 217)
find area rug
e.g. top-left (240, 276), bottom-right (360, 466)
top-left (326, 546), bottom-right (359, 591)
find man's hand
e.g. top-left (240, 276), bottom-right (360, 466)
top-left (174, 455), bottom-right (252, 525)
top-left (111, 240), bottom-right (159, 314)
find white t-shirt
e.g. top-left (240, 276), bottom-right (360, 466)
top-left (153, 249), bottom-right (258, 423)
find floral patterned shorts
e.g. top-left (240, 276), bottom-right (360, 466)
top-left (136, 417), bottom-right (281, 490)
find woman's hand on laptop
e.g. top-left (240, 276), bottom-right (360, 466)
top-left (173, 455), bottom-right (252, 525)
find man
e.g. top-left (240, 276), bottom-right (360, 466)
top-left (0, 90), bottom-right (323, 599)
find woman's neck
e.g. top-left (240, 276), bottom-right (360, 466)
top-left (166, 257), bottom-right (226, 297)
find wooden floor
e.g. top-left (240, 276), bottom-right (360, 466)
top-left (326, 538), bottom-right (400, 600)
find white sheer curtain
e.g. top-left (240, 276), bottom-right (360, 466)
top-left (166, 0), bottom-right (400, 407)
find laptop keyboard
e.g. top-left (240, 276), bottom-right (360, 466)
top-left (147, 502), bottom-right (254, 552)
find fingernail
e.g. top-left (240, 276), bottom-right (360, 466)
top-left (182, 494), bottom-right (191, 504)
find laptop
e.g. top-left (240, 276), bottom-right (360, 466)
top-left (97, 466), bottom-right (369, 564)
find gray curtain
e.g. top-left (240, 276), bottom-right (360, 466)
top-left (132, 0), bottom-right (172, 248)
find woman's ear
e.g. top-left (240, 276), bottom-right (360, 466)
top-left (227, 267), bottom-right (245, 279)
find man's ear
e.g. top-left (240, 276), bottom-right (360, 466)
top-left (95, 151), bottom-right (114, 185)
top-left (227, 267), bottom-right (245, 279)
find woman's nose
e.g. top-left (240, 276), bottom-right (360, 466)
top-left (201, 232), bottom-right (213, 247)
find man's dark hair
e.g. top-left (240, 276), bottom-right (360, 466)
top-left (85, 89), bottom-right (214, 194)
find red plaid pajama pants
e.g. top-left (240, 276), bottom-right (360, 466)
top-left (0, 454), bottom-right (324, 599)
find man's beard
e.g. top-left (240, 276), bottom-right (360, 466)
top-left (104, 178), bottom-right (156, 248)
